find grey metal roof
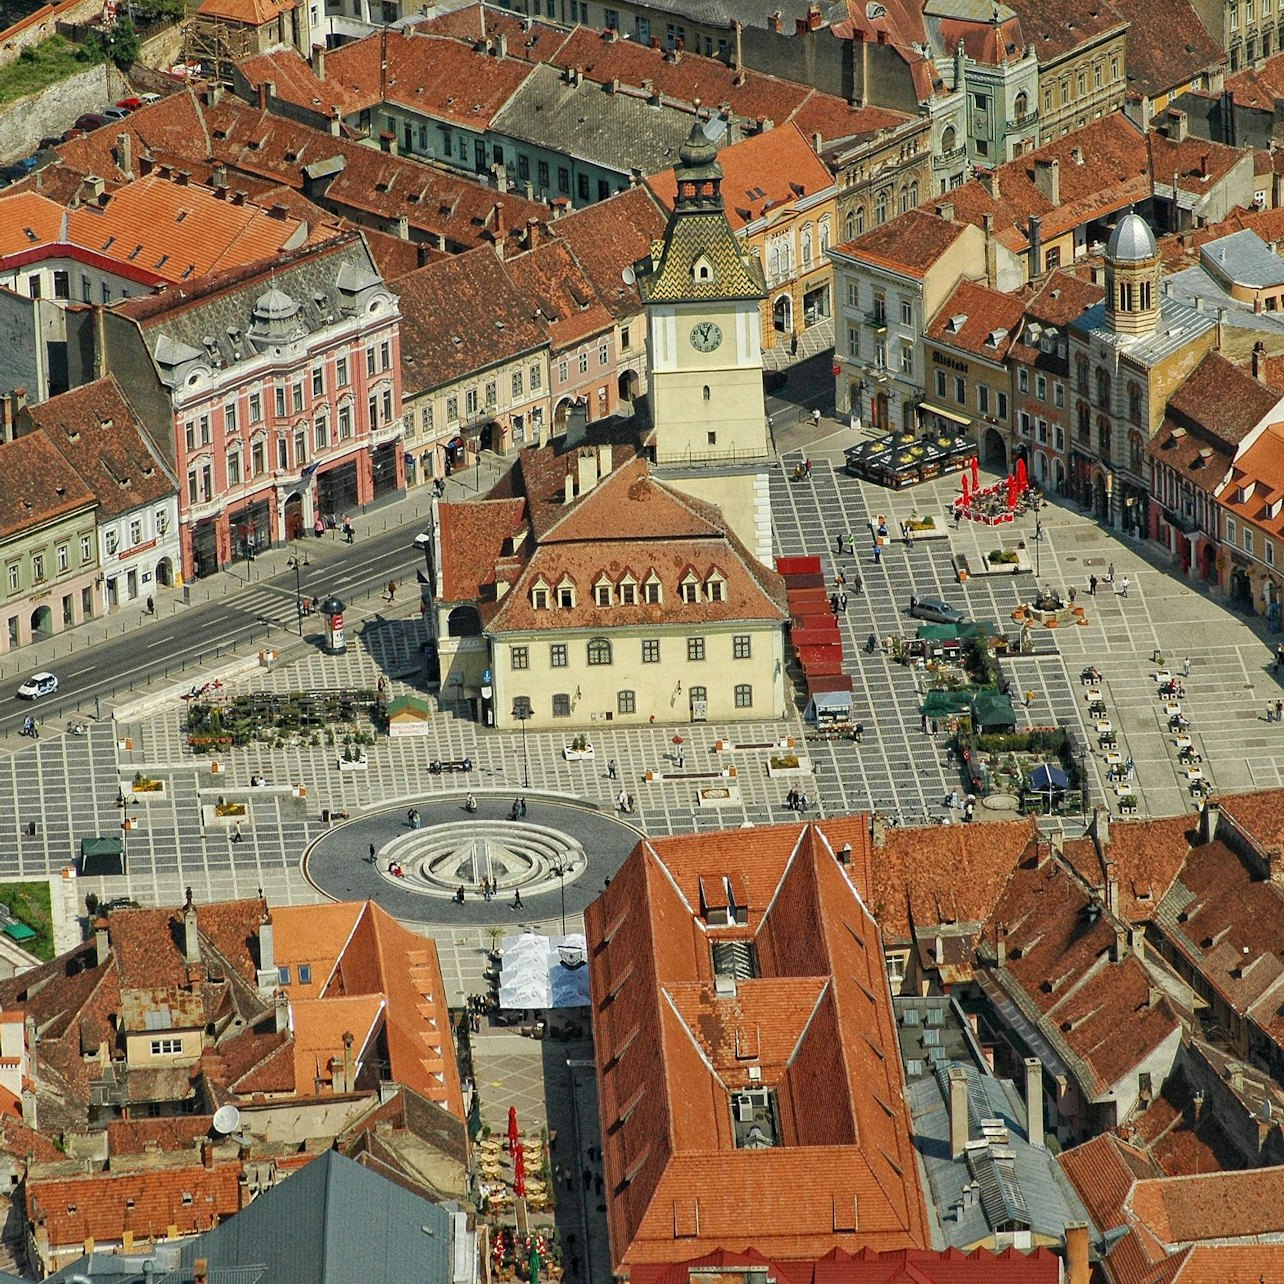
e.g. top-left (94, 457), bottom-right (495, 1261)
top-left (1070, 296), bottom-right (1216, 368)
top-left (591, 0), bottom-right (843, 29)
top-left (1107, 212), bottom-right (1158, 264)
top-left (1200, 228), bottom-right (1284, 290)
top-left (906, 1060), bottom-right (1097, 1250)
top-left (1163, 265), bottom-right (1284, 336)
top-left (491, 65), bottom-right (699, 178)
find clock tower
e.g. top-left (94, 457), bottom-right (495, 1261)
top-left (638, 120), bottom-right (769, 466)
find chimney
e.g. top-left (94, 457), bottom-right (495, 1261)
top-left (194, 1260), bottom-right (209, 1284)
top-left (806, 1), bottom-right (822, 28)
top-left (341, 1030), bottom-right (355, 1093)
top-left (1028, 214), bottom-right (1043, 276)
top-left (1217, 305), bottom-right (1226, 349)
top-left (182, 888), bottom-right (200, 966)
top-left (115, 133), bottom-right (133, 180)
top-left (936, 201), bottom-right (956, 221)
top-left (491, 201), bottom-right (505, 244)
top-left (1129, 925), bottom-right (1146, 961)
top-left (1200, 799), bottom-right (1221, 845)
top-left (996, 921), bottom-right (1007, 967)
top-left (94, 919), bottom-right (109, 968)
top-left (1267, 845), bottom-right (1284, 883)
top-left (576, 447), bottom-right (597, 495)
top-left (596, 440), bottom-right (611, 478)
top-left (211, 164), bottom-right (228, 190)
top-left (1064, 1223), bottom-right (1089, 1284)
top-left (732, 18), bottom-right (742, 68)
top-left (496, 31), bottom-right (507, 57)
top-left (978, 169), bottom-right (999, 200)
top-left (257, 911), bottom-right (275, 990)
top-left (1071, 145), bottom-right (1084, 165)
top-left (983, 212), bottom-right (998, 287)
top-left (1254, 339), bottom-right (1267, 381)
top-left (1111, 923), bottom-right (1128, 963)
top-left (1168, 109), bottom-right (1188, 143)
top-left (526, 216), bottom-right (540, 250)
top-left (1091, 805), bottom-right (1110, 852)
top-left (395, 213), bottom-right (409, 240)
top-left (1033, 157), bottom-right (1060, 205)
top-left (563, 472), bottom-right (575, 504)
top-left (768, 10), bottom-right (782, 32)
top-left (812, 130), bottom-right (822, 153)
top-left (20, 1087), bottom-right (36, 1130)
top-left (948, 1066), bottom-right (969, 1158)
top-left (311, 43), bottom-right (325, 79)
top-left (84, 174), bottom-right (105, 201)
top-left (565, 399), bottom-right (588, 448)
top-left (261, 80), bottom-right (276, 107)
top-left (1024, 1057), bottom-right (1044, 1148)
top-left (274, 991), bottom-right (290, 1033)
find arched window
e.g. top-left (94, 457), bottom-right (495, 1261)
top-left (769, 244), bottom-right (781, 280)
top-left (942, 124), bottom-right (957, 152)
top-left (875, 190), bottom-right (888, 225)
top-left (1096, 368), bottom-right (1111, 410)
top-left (819, 217), bottom-right (830, 254)
top-left (845, 208), bottom-right (855, 239)
top-left (899, 185), bottom-right (910, 214)
top-left (1014, 91), bottom-right (1028, 119)
top-left (801, 227), bottom-right (813, 267)
top-left (855, 205), bottom-right (865, 236)
top-left (586, 637), bottom-right (612, 666)
top-left (1127, 382), bottom-right (1142, 425)
top-left (703, 385), bottom-right (711, 400)
top-left (908, 181), bottom-right (918, 208)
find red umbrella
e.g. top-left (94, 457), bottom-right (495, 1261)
top-left (1016, 456), bottom-right (1028, 491)
top-left (514, 1140), bottom-right (526, 1197)
top-left (961, 473), bottom-right (971, 504)
top-left (970, 455), bottom-right (980, 488)
top-left (672, 735), bottom-right (684, 745)
top-left (507, 1106), bottom-right (518, 1152)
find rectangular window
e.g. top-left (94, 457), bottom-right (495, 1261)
top-left (538, 160), bottom-right (549, 188)
top-left (249, 392), bottom-right (262, 423)
top-left (1018, 368), bottom-right (1028, 392)
top-left (56, 544), bottom-right (68, 572)
top-left (187, 471), bottom-right (198, 504)
top-left (274, 387), bottom-right (285, 418)
top-left (997, 392), bottom-right (1008, 420)
top-left (617, 689), bottom-right (635, 715)
top-left (900, 344), bottom-right (913, 375)
top-left (512, 370), bottom-right (524, 399)
top-left (687, 637), bottom-right (705, 662)
top-left (578, 351), bottom-right (589, 375)
top-left (733, 635), bottom-right (751, 659)
top-left (900, 299), bottom-right (912, 325)
top-left (734, 684), bottom-right (753, 709)
top-left (225, 402), bottom-right (238, 435)
top-left (52, 269), bottom-right (69, 299)
top-left (466, 389), bottom-right (479, 417)
top-left (558, 166), bottom-right (570, 194)
top-left (598, 340), bottom-right (608, 365)
top-left (81, 275), bottom-right (91, 303)
top-left (1054, 382), bottom-right (1065, 408)
top-left (27, 275), bottom-right (40, 299)
top-left (955, 376), bottom-right (966, 405)
top-left (550, 643), bottom-right (567, 668)
top-left (366, 348), bottom-right (376, 376)
top-left (935, 369), bottom-right (947, 397)
top-left (577, 173), bottom-right (590, 201)
top-left (80, 536), bottom-right (92, 563)
top-left (1036, 374), bottom-right (1047, 401)
top-left (129, 519), bottom-right (141, 545)
top-left (978, 384), bottom-right (990, 415)
top-left (380, 340), bottom-right (391, 371)
top-left (553, 694), bottom-right (571, 718)
top-left (530, 364), bottom-right (542, 390)
top-left (511, 646), bottom-right (529, 670)
top-left (595, 584), bottom-right (611, 606)
top-left (315, 414), bottom-right (329, 450)
top-left (1245, 528), bottom-right (1255, 555)
top-left (185, 423), bottom-right (195, 452)
top-left (277, 438), bottom-right (288, 470)
top-left (312, 368), bottom-right (324, 397)
top-left (447, 396), bottom-right (459, 423)
top-left (31, 554), bottom-right (44, 582)
top-left (251, 441), bottom-right (265, 476)
top-left (150, 1039), bottom-right (182, 1056)
top-left (642, 638), bottom-right (660, 663)
top-left (227, 451), bottom-right (241, 486)
top-left (484, 381), bottom-right (496, 409)
top-left (337, 356), bottom-right (349, 387)
top-left (339, 405), bottom-right (352, 439)
top-left (6, 566), bottom-right (16, 593)
top-left (383, 389), bottom-right (393, 421)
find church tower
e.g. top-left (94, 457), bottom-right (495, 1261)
top-left (638, 120), bottom-right (769, 465)
top-left (1104, 211), bottom-right (1161, 338)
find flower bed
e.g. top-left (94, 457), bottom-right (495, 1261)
top-left (130, 773), bottom-right (166, 799)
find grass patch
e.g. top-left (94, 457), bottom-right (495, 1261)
top-left (0, 881), bottom-right (54, 961)
top-left (0, 37), bottom-right (105, 107)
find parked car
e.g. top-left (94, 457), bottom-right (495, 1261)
top-left (115, 96), bottom-right (142, 110)
top-left (73, 113), bottom-right (107, 131)
top-left (138, 92), bottom-right (162, 104)
top-left (101, 106), bottom-right (131, 122)
top-left (60, 128), bottom-right (86, 143)
top-left (37, 136), bottom-right (62, 150)
top-left (908, 597), bottom-right (966, 625)
top-left (17, 672), bottom-right (58, 700)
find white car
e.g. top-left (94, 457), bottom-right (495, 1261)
top-left (17, 672), bottom-right (58, 700)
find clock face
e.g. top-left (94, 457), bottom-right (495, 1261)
top-left (690, 321), bottom-right (723, 353)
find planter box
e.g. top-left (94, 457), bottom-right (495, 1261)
top-left (130, 781), bottom-right (166, 800)
top-left (563, 747), bottom-right (595, 761)
top-left (337, 756), bottom-right (369, 772)
top-left (201, 804), bottom-right (249, 828)
top-left (766, 757), bottom-right (813, 778)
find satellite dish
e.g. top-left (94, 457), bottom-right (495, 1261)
top-left (621, 265), bottom-right (636, 286)
top-left (212, 1105), bottom-right (241, 1135)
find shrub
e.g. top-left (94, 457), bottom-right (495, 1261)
top-left (770, 754), bottom-right (800, 769)
top-left (987, 548), bottom-right (1019, 564)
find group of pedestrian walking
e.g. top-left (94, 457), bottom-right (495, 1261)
top-left (508, 797), bottom-right (528, 819)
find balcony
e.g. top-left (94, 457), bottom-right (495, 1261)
top-left (866, 311), bottom-right (888, 332)
top-left (935, 146), bottom-right (967, 165)
top-left (1006, 110), bottom-right (1039, 130)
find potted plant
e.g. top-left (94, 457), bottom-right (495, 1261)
top-left (563, 734), bottom-right (595, 761)
top-left (1119, 793), bottom-right (1138, 815)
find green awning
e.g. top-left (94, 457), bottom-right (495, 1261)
top-left (971, 690), bottom-right (1017, 730)
top-left (916, 623), bottom-right (960, 641)
top-left (922, 690), bottom-right (973, 717)
top-left (2, 922), bottom-right (35, 943)
top-left (80, 835), bottom-right (124, 877)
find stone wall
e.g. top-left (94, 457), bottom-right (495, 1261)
top-left (0, 60), bottom-right (124, 161)
top-left (0, 0), bottom-right (101, 68)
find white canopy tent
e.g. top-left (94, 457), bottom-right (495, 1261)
top-left (497, 931), bottom-right (590, 1010)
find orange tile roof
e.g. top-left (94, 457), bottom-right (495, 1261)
top-left (1123, 0), bottom-right (1226, 100)
top-left (196, 0), bottom-right (293, 24)
top-left (0, 173), bottom-right (312, 286)
top-left (27, 1160), bottom-right (241, 1248)
top-left (1127, 1167), bottom-right (1284, 1248)
top-left (647, 122), bottom-right (834, 232)
top-left (290, 993), bottom-right (385, 1093)
top-left (502, 237), bottom-right (614, 350)
top-left (238, 49), bottom-right (362, 119)
top-left (585, 820), bottom-right (930, 1267)
top-left (438, 497), bottom-right (527, 602)
top-left (831, 207), bottom-right (972, 278)
top-left (272, 903), bottom-right (362, 995)
top-left (1169, 1244), bottom-right (1284, 1282)
top-left (1059, 1133), bottom-right (1161, 1234)
top-left (925, 279), bottom-right (1027, 363)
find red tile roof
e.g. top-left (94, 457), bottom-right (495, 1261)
top-left (1123, 0), bottom-right (1226, 100)
top-left (586, 821), bottom-right (930, 1267)
top-left (1226, 49), bottom-right (1284, 111)
top-left (502, 237), bottom-right (615, 350)
top-left (195, 0), bottom-right (292, 25)
top-left (238, 49), bottom-right (363, 119)
top-left (0, 430), bottom-right (96, 540)
top-left (647, 122), bottom-right (834, 232)
top-left (1059, 1133), bottom-right (1162, 1234)
top-left (925, 279), bottom-right (1027, 363)
top-left (1128, 1167), bottom-right (1284, 1248)
top-left (21, 376), bottom-right (175, 520)
top-left (831, 207), bottom-right (972, 278)
top-left (1004, 0), bottom-right (1127, 63)
top-left (412, 4), bottom-right (571, 61)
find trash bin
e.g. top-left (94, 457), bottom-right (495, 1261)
top-left (321, 809), bottom-right (331, 825)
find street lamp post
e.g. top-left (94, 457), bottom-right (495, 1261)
top-left (511, 696), bottom-right (532, 790)
top-left (287, 554), bottom-right (309, 638)
top-left (1031, 493), bottom-right (1043, 579)
top-left (550, 862), bottom-right (567, 936)
top-left (116, 788), bottom-right (137, 873)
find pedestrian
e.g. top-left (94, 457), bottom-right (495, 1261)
top-left (314, 515), bottom-right (324, 539)
top-left (1107, 562), bottom-right (1115, 583)
top-left (1183, 656), bottom-right (1191, 677)
top-left (1276, 643), bottom-right (1284, 674)
top-left (830, 592), bottom-right (839, 614)
top-left (368, 842), bottom-right (376, 864)
top-left (853, 572), bottom-right (863, 594)
top-left (838, 592), bottom-right (847, 614)
top-left (512, 889), bottom-right (523, 909)
top-left (790, 330), bottom-right (799, 356)
top-left (1068, 586), bottom-right (1077, 605)
top-left (342, 516), bottom-right (354, 544)
top-left (835, 570), bottom-right (846, 588)
top-left (232, 820), bottom-right (243, 843)
top-left (873, 543), bottom-right (882, 565)
top-left (1277, 699), bottom-right (1282, 724)
top-left (386, 579), bottom-right (397, 601)
top-left (1025, 689), bottom-right (1035, 708)
top-left (835, 533), bottom-right (845, 555)
top-left (519, 797), bottom-right (527, 817)
top-left (812, 408), bottom-right (821, 429)
top-left (853, 722), bottom-right (864, 744)
top-left (804, 456), bottom-right (813, 478)
top-left (1120, 575), bottom-right (1130, 598)
top-left (607, 759), bottom-right (617, 779)
top-left (145, 595), bottom-right (155, 615)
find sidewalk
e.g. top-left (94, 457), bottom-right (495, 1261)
top-left (0, 457), bottom-right (506, 696)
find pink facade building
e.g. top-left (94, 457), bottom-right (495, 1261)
top-left (102, 233), bottom-right (403, 580)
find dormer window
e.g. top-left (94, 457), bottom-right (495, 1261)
top-left (707, 575), bottom-right (725, 603)
top-left (644, 573), bottom-right (662, 605)
top-left (557, 577), bottom-right (576, 609)
top-left (691, 253), bottom-right (715, 284)
top-left (620, 578), bottom-right (637, 605)
top-left (680, 573), bottom-right (700, 604)
top-left (532, 586), bottom-right (549, 609)
top-left (595, 578), bottom-right (612, 607)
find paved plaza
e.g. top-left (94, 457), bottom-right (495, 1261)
top-left (0, 445), bottom-right (1282, 1010)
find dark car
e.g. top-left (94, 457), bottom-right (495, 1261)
top-left (73, 113), bottom-right (107, 132)
top-left (909, 596), bottom-right (966, 625)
